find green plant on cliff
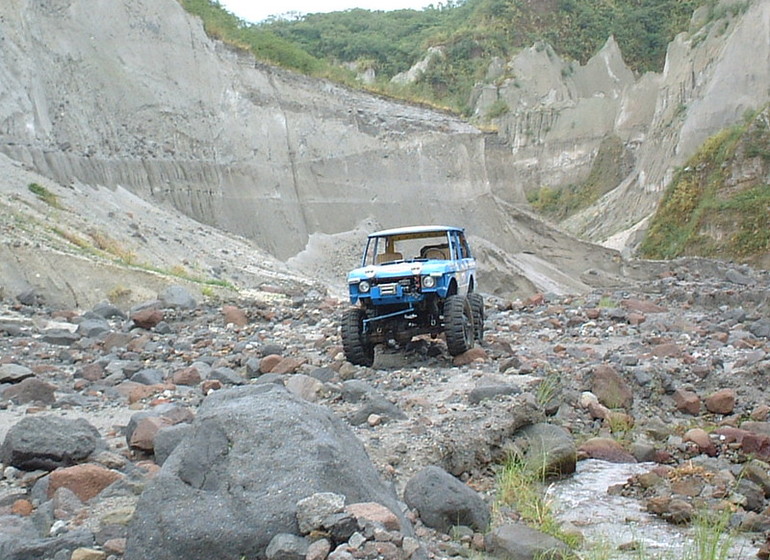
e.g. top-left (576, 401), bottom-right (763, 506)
top-left (528, 135), bottom-right (631, 221)
top-left (640, 109), bottom-right (770, 264)
top-left (179, 0), bottom-right (711, 114)
top-left (28, 183), bottom-right (62, 209)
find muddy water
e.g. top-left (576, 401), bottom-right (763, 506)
top-left (547, 459), bottom-right (755, 559)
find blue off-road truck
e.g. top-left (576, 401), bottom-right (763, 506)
top-left (342, 225), bottom-right (483, 366)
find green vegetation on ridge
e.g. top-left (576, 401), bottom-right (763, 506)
top-left (640, 108), bottom-right (770, 265)
top-left (178, 0), bottom-right (714, 114)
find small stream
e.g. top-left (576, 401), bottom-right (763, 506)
top-left (547, 459), bottom-right (756, 559)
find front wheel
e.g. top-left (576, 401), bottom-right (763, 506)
top-left (468, 292), bottom-right (485, 342)
top-left (444, 294), bottom-right (474, 356)
top-left (341, 307), bottom-right (374, 366)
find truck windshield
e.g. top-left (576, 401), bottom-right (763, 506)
top-left (362, 232), bottom-right (453, 266)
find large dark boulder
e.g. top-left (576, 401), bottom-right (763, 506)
top-left (125, 384), bottom-right (409, 560)
top-left (403, 466), bottom-right (490, 533)
top-left (0, 416), bottom-right (103, 471)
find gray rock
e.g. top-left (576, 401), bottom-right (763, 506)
top-left (341, 380), bottom-right (377, 403)
top-left (130, 368), bottom-right (164, 385)
top-left (209, 366), bottom-right (244, 385)
top-left (76, 318), bottom-right (111, 338)
top-left (125, 384), bottom-right (409, 560)
top-left (485, 522), bottom-right (571, 560)
top-left (349, 397), bottom-right (407, 426)
top-left (0, 364), bottom-right (34, 384)
top-left (1, 530), bottom-right (95, 560)
top-left (15, 289), bottom-right (44, 306)
top-left (403, 466), bottom-right (490, 533)
top-left (0, 416), bottom-right (103, 471)
top-left (153, 424), bottom-right (193, 466)
top-left (39, 329), bottom-right (80, 346)
top-left (266, 533), bottom-right (309, 560)
top-left (92, 301), bottom-right (127, 319)
top-left (468, 384), bottom-right (520, 404)
top-left (512, 423), bottom-right (577, 478)
top-left (296, 492), bottom-right (346, 534)
top-left (159, 285), bottom-right (197, 310)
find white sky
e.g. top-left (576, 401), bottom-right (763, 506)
top-left (219, 0), bottom-right (437, 23)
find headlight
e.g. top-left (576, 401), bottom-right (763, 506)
top-left (422, 275), bottom-right (436, 288)
top-left (358, 280), bottom-right (370, 293)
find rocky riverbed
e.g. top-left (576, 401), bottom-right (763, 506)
top-left (0, 258), bottom-right (769, 560)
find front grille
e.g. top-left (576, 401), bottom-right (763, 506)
top-left (374, 276), bottom-right (418, 296)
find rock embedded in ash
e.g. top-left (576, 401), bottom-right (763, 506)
top-left (47, 463), bottom-right (123, 502)
top-left (485, 522), bottom-right (571, 560)
top-left (578, 437), bottom-right (637, 463)
top-left (125, 384), bottom-right (410, 560)
top-left (590, 364), bottom-right (633, 409)
top-left (265, 533), bottom-right (309, 560)
top-left (158, 285), bottom-right (197, 310)
top-left (296, 492), bottom-right (346, 534)
top-left (403, 465), bottom-right (490, 534)
top-left (0, 363), bottom-right (34, 384)
top-left (0, 416), bottom-right (104, 471)
top-left (511, 422), bottom-right (577, 477)
top-left (2, 377), bottom-right (56, 405)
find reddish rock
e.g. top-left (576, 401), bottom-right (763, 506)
top-left (2, 377), bottom-right (56, 404)
top-left (452, 347), bottom-right (488, 366)
top-left (129, 416), bottom-right (172, 452)
top-left (751, 405), bottom-right (770, 421)
top-left (126, 383), bottom-right (167, 404)
top-left (104, 539), bottom-right (127, 555)
top-left (591, 364), bottom-right (633, 409)
top-left (101, 332), bottom-right (134, 352)
top-left (346, 502), bottom-right (400, 531)
top-left (271, 357), bottom-right (306, 375)
top-left (48, 464), bottom-right (123, 502)
top-left (673, 388), bottom-right (701, 415)
top-left (131, 309), bottom-right (164, 329)
top-left (172, 367), bottom-right (201, 386)
top-left (77, 363), bottom-right (105, 381)
top-left (585, 308), bottom-right (601, 320)
top-left (651, 343), bottom-right (681, 358)
top-left (683, 428), bottom-right (716, 456)
top-left (705, 388), bottom-right (736, 414)
top-left (222, 305), bottom-right (248, 327)
top-left (201, 379), bottom-right (223, 394)
top-left (621, 298), bottom-right (668, 314)
top-left (259, 354), bottom-right (283, 374)
top-left (526, 293), bottom-right (545, 307)
top-left (578, 437), bottom-right (637, 463)
top-left (11, 499), bottom-right (33, 516)
top-left (627, 313), bottom-right (646, 325)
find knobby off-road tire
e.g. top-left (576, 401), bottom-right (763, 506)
top-left (444, 294), bottom-right (474, 356)
top-left (468, 292), bottom-right (484, 342)
top-left (341, 307), bottom-right (374, 366)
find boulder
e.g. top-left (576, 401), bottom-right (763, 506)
top-left (159, 285), bottom-right (197, 310)
top-left (0, 416), bottom-right (103, 471)
top-left (485, 522), bottom-right (571, 560)
top-left (512, 423), bottom-right (577, 477)
top-left (125, 384), bottom-right (409, 560)
top-left (403, 466), bottom-right (490, 533)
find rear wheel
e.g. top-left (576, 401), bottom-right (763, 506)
top-left (468, 292), bottom-right (484, 342)
top-left (444, 294), bottom-right (474, 356)
top-left (341, 308), bottom-right (374, 366)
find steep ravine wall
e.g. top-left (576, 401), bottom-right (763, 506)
top-left (474, 0), bottom-right (770, 253)
top-left (0, 0), bottom-right (521, 260)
